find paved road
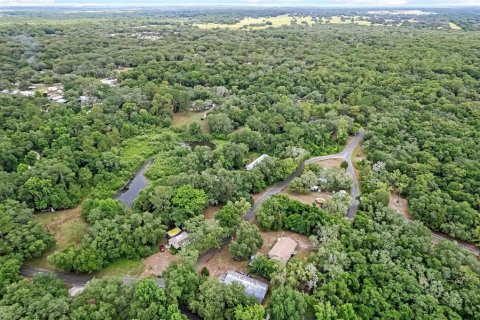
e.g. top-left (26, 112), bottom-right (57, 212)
top-left (399, 222), bottom-right (480, 257)
top-left (244, 129), bottom-right (364, 221)
top-left (20, 266), bottom-right (95, 286)
top-left (431, 232), bottom-right (479, 256)
top-left (22, 127), bottom-right (477, 292)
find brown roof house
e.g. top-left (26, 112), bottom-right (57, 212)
top-left (268, 236), bottom-right (297, 264)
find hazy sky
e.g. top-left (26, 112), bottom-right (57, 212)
top-left (1, 0), bottom-right (479, 7)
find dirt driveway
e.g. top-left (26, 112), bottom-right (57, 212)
top-left (196, 225), bottom-right (315, 278)
top-left (142, 250), bottom-right (178, 277)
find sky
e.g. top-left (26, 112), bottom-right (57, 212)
top-left (0, 0), bottom-right (479, 7)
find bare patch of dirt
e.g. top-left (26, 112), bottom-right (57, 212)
top-left (389, 194), bottom-right (413, 220)
top-left (204, 205), bottom-right (222, 220)
top-left (313, 158), bottom-right (343, 168)
top-left (197, 225), bottom-right (315, 279)
top-left (142, 246), bottom-right (178, 277)
top-left (259, 229), bottom-right (313, 254)
top-left (281, 190), bottom-right (332, 207)
top-left (197, 243), bottom-right (250, 278)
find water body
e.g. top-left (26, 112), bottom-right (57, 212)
top-left (179, 140), bottom-right (217, 150)
top-left (115, 160), bottom-right (153, 208)
top-left (116, 141), bottom-right (216, 208)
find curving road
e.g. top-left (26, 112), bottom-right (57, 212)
top-left (244, 128), bottom-right (364, 221)
top-left (22, 131), bottom-right (365, 285)
top-left (401, 221), bottom-right (480, 257)
top-left (22, 127), bottom-right (477, 291)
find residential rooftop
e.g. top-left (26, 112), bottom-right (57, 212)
top-left (222, 270), bottom-right (268, 303)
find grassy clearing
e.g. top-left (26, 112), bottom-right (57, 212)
top-left (96, 258), bottom-right (145, 277)
top-left (172, 110), bottom-right (208, 131)
top-left (27, 205), bottom-right (88, 270)
top-left (195, 15), bottom-right (315, 30)
top-left (449, 22), bottom-right (462, 30)
top-left (281, 189), bottom-right (332, 206)
top-left (212, 138), bottom-right (229, 148)
top-left (321, 16), bottom-right (372, 26)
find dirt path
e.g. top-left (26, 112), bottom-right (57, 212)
top-left (389, 195), bottom-right (479, 257)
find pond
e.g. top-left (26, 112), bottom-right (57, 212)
top-left (115, 141), bottom-right (216, 208)
top-left (115, 159), bottom-right (152, 208)
top-left (180, 140), bottom-right (217, 150)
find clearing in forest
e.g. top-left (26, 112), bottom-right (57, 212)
top-left (204, 205), bottom-right (223, 220)
top-left (389, 194), bottom-right (413, 221)
top-left (281, 189), bottom-right (333, 207)
top-left (28, 205), bottom-right (87, 270)
top-left (449, 22), bottom-right (462, 30)
top-left (97, 258), bottom-right (145, 277)
top-left (195, 15), bottom-right (315, 30)
top-left (142, 250), bottom-right (177, 277)
top-left (172, 110), bottom-right (208, 131)
top-left (197, 224), bottom-right (313, 278)
top-left (321, 15), bottom-right (372, 26)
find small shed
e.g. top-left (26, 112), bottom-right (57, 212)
top-left (245, 154), bottom-right (269, 171)
top-left (168, 232), bottom-right (190, 249)
top-left (268, 237), bottom-right (297, 264)
top-left (167, 227), bottom-right (182, 238)
top-left (222, 271), bottom-right (268, 303)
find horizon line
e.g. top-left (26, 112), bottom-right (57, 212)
top-left (1, 5), bottom-right (480, 9)
top-left (0, 3), bottom-right (480, 9)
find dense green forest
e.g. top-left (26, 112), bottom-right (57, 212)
top-left (0, 7), bottom-right (479, 320)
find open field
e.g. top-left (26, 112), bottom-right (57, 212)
top-left (281, 189), bottom-right (332, 207)
top-left (27, 205), bottom-right (88, 270)
top-left (449, 22), bottom-right (462, 30)
top-left (321, 15), bottom-right (372, 26)
top-left (172, 110), bottom-right (209, 131)
top-left (97, 258), bottom-right (144, 277)
top-left (194, 15), bottom-right (384, 30)
top-left (195, 15), bottom-right (315, 30)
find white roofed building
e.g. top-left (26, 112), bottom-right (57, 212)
top-left (245, 154), bottom-right (269, 171)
